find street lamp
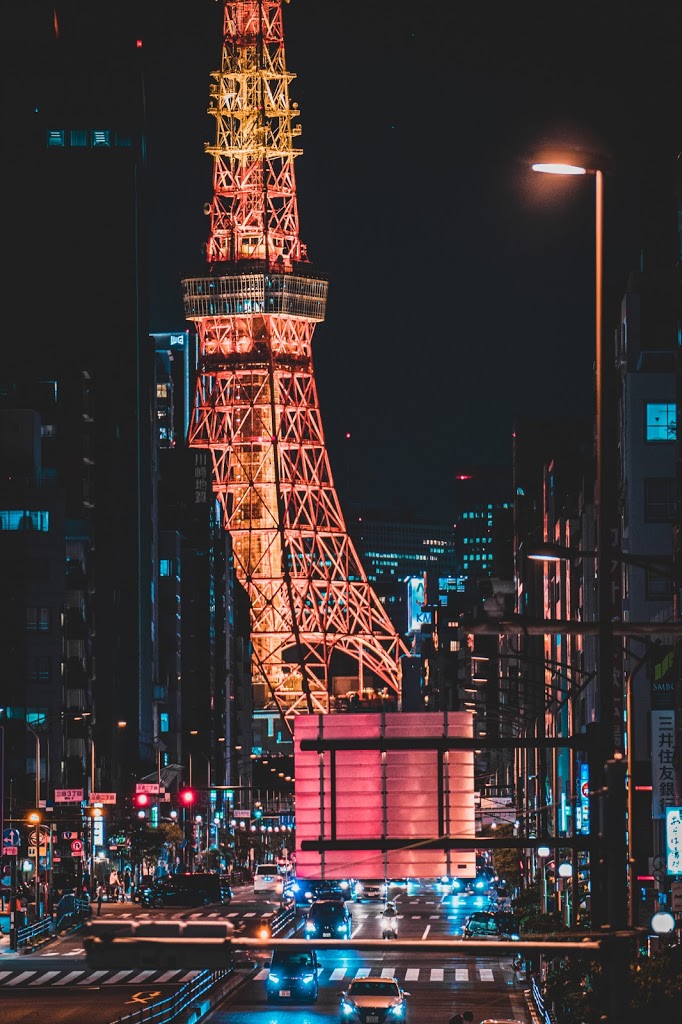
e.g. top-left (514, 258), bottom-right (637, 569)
top-left (531, 148), bottom-right (627, 932)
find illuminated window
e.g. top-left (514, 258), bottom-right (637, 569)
top-left (157, 384), bottom-right (168, 398)
top-left (0, 510), bottom-right (49, 531)
top-left (160, 713), bottom-right (170, 733)
top-left (645, 402), bottom-right (676, 442)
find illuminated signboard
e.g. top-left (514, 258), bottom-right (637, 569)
top-left (665, 806), bottom-right (682, 876)
top-left (294, 711), bottom-right (476, 881)
top-left (406, 576), bottom-right (431, 633)
top-left (652, 711), bottom-right (676, 819)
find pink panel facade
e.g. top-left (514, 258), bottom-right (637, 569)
top-left (294, 712), bottom-right (476, 880)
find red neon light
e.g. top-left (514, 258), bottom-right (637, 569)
top-left (634, 785), bottom-right (653, 791)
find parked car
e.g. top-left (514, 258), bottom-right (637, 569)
top-left (304, 897), bottom-right (352, 938)
top-left (265, 947), bottom-right (319, 1003)
top-left (461, 909), bottom-right (520, 940)
top-left (353, 878), bottom-right (388, 902)
top-left (340, 976), bottom-right (410, 1022)
top-left (139, 872), bottom-right (230, 908)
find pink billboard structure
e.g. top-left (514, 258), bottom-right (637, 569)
top-left (294, 711), bottom-right (476, 880)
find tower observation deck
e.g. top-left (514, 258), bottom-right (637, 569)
top-left (183, 1), bottom-right (408, 730)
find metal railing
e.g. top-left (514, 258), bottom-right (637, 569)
top-left (109, 968), bottom-right (232, 1024)
top-left (531, 974), bottom-right (558, 1024)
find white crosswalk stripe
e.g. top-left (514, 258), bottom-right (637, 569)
top-left (76, 970), bottom-right (109, 985)
top-left (7, 972), bottom-right (37, 986)
top-left (102, 971), bottom-right (134, 985)
top-left (54, 971), bottom-right (86, 985)
top-left (30, 971), bottom-right (62, 986)
top-left (430, 968), bottom-right (444, 981)
top-left (456, 968), bottom-right (469, 981)
top-left (381, 968), bottom-right (395, 978)
top-left (255, 969), bottom-right (268, 980)
top-left (405, 968), bottom-right (420, 981)
top-left (355, 968), bottom-right (371, 978)
top-left (156, 970), bottom-right (183, 983)
top-left (480, 968), bottom-right (494, 981)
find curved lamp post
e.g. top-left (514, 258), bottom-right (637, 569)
top-left (530, 149), bottom-right (629, 937)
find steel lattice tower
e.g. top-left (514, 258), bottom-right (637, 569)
top-left (183, 0), bottom-right (407, 729)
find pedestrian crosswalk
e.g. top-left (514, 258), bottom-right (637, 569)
top-left (0, 961), bottom-right (513, 989)
top-left (253, 964), bottom-right (509, 985)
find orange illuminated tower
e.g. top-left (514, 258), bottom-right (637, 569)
top-left (183, 0), bottom-right (408, 731)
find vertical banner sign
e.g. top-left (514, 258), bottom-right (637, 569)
top-left (665, 807), bottom-right (682, 875)
top-left (0, 726), bottom-right (4, 842)
top-left (577, 762), bottom-right (590, 835)
top-left (651, 711), bottom-right (676, 819)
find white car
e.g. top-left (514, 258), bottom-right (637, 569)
top-left (353, 879), bottom-right (388, 902)
top-left (341, 977), bottom-right (410, 1021)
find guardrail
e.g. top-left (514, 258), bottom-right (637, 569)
top-left (530, 974), bottom-right (558, 1024)
top-left (15, 913), bottom-right (52, 950)
top-left (109, 968), bottom-right (232, 1024)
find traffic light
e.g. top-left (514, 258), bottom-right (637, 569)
top-left (133, 793), bottom-right (150, 817)
top-left (179, 788), bottom-right (196, 807)
top-left (253, 807), bottom-right (263, 820)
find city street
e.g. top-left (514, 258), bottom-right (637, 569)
top-left (0, 884), bottom-right (530, 1023)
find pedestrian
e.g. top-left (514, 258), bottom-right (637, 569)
top-left (123, 868), bottom-right (132, 902)
top-left (96, 883), bottom-right (103, 916)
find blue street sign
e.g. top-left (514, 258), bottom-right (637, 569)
top-left (3, 827), bottom-right (20, 847)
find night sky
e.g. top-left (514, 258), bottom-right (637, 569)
top-left (8, 1), bottom-right (682, 520)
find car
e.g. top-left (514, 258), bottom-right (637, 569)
top-left (461, 909), bottom-right (520, 940)
top-left (305, 897), bottom-right (352, 938)
top-left (289, 877), bottom-right (352, 906)
top-left (253, 863), bottom-right (284, 894)
top-left (353, 878), bottom-right (388, 902)
top-left (139, 872), bottom-right (230, 908)
top-left (265, 947), bottom-right (319, 1003)
top-left (340, 976), bottom-right (410, 1022)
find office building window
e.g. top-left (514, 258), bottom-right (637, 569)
top-left (645, 402), bottom-right (676, 442)
top-left (25, 656), bottom-right (52, 683)
top-left (25, 607), bottom-right (50, 631)
top-left (160, 713), bottom-right (170, 733)
top-left (646, 568), bottom-right (672, 600)
top-left (644, 478), bottom-right (677, 522)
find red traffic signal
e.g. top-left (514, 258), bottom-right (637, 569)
top-left (133, 793), bottom-right (150, 808)
top-left (179, 788), bottom-right (196, 806)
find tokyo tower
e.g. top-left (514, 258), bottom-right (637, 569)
top-left (183, 0), bottom-right (408, 730)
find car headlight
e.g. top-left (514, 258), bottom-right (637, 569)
top-left (268, 973), bottom-right (280, 985)
top-left (511, 933), bottom-right (520, 940)
top-left (475, 880), bottom-right (484, 889)
top-left (305, 921), bottom-right (317, 933)
top-left (304, 890), bottom-right (313, 899)
top-left (337, 923), bottom-right (348, 934)
top-left (452, 879), bottom-right (461, 889)
top-left (389, 1003), bottom-right (406, 1017)
top-left (340, 880), bottom-right (349, 889)
top-left (289, 882), bottom-right (300, 893)
top-left (341, 1002), bottom-right (355, 1016)
top-left (302, 973), bottom-right (315, 984)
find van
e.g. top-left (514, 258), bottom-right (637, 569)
top-left (140, 872), bottom-right (230, 908)
top-left (266, 947), bottom-right (319, 1003)
top-left (253, 863), bottom-right (284, 894)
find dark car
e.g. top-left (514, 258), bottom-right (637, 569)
top-left (289, 877), bottom-right (352, 907)
top-left (266, 947), bottom-right (319, 1003)
top-left (461, 909), bottom-right (520, 940)
top-left (140, 872), bottom-right (231, 908)
top-left (304, 897), bottom-right (352, 938)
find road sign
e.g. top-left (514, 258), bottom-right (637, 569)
top-left (71, 839), bottom-right (84, 855)
top-left (3, 827), bottom-right (20, 847)
top-left (90, 792), bottom-right (117, 804)
top-left (233, 809), bottom-right (251, 818)
top-left (3, 846), bottom-right (17, 856)
top-left (54, 788), bottom-right (84, 803)
top-left (136, 783), bottom-right (160, 794)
